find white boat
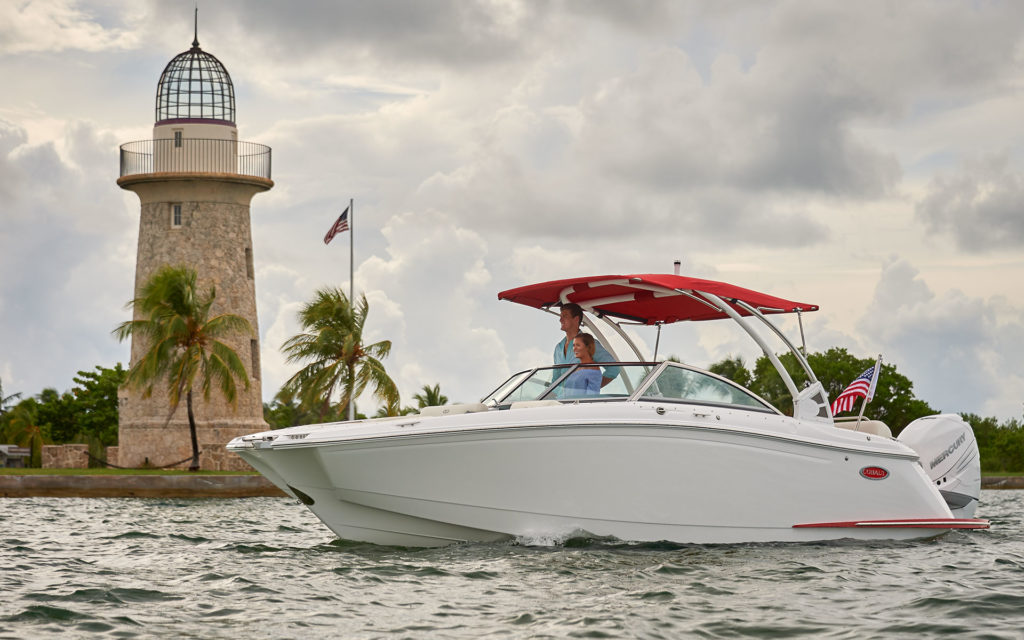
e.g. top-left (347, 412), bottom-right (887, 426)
top-left (228, 273), bottom-right (988, 547)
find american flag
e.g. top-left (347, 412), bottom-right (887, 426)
top-left (323, 207), bottom-right (350, 245)
top-left (830, 365), bottom-right (878, 415)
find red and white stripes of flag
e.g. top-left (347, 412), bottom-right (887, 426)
top-left (323, 207), bottom-right (350, 245)
top-left (830, 358), bottom-right (881, 415)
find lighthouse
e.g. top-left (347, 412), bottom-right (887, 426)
top-left (116, 21), bottom-right (272, 470)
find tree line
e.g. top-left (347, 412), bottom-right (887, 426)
top-left (704, 347), bottom-right (1023, 472)
top-left (2, 265), bottom-right (1022, 471)
top-left (1, 366), bottom-right (125, 467)
top-left (0, 266), bottom-right (450, 467)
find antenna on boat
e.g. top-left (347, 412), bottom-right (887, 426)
top-left (654, 260), bottom-right (679, 361)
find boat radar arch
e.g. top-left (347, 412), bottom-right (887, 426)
top-left (498, 273), bottom-right (827, 421)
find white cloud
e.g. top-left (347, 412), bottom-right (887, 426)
top-left (0, 119), bottom-right (135, 395)
top-left (2, 0), bottom-right (1024, 423)
top-left (858, 259), bottom-right (1024, 419)
top-left (0, 0), bottom-right (140, 54)
top-left (916, 155), bottom-right (1024, 251)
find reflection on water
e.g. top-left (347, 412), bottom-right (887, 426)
top-left (1, 491), bottom-right (1022, 638)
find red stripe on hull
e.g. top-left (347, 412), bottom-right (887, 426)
top-left (793, 518), bottom-right (989, 530)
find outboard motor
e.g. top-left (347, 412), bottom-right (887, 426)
top-left (897, 414), bottom-right (981, 518)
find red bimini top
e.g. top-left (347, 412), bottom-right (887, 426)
top-left (497, 274), bottom-right (818, 325)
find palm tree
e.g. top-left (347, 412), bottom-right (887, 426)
top-left (373, 396), bottom-right (417, 418)
top-left (282, 288), bottom-right (398, 421)
top-left (264, 386), bottom-right (341, 428)
top-left (8, 399), bottom-right (50, 467)
top-left (413, 383), bottom-right (448, 408)
top-left (112, 265), bottom-right (252, 471)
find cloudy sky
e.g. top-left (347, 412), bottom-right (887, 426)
top-left (1, 0), bottom-right (1022, 422)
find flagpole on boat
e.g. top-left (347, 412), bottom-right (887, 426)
top-left (348, 197), bottom-right (355, 422)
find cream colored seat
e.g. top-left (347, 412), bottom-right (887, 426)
top-left (418, 403), bottom-right (488, 417)
top-left (834, 418), bottom-right (893, 438)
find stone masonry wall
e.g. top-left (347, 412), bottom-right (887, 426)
top-left (117, 418), bottom-right (261, 470)
top-left (42, 444), bottom-right (89, 469)
top-left (201, 444), bottom-right (253, 472)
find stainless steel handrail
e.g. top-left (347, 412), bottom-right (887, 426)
top-left (119, 138), bottom-right (272, 180)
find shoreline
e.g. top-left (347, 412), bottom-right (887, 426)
top-left (0, 474), bottom-right (287, 498)
top-left (1, 474), bottom-right (1021, 498)
top-left (981, 476), bottom-right (1024, 490)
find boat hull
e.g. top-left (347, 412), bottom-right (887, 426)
top-left (233, 414), bottom-right (962, 547)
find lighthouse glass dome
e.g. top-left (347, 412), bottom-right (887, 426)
top-left (155, 45), bottom-right (235, 125)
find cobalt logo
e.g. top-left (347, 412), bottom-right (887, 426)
top-left (860, 466), bottom-right (889, 480)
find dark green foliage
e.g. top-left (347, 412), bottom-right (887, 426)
top-left (0, 365), bottom-right (127, 467)
top-left (707, 357), bottom-right (753, 389)
top-left (413, 384), bottom-right (448, 408)
top-left (965, 413), bottom-right (1024, 473)
top-left (805, 348), bottom-right (936, 435)
top-left (1, 398), bottom-right (50, 467)
top-left (70, 364), bottom-right (126, 447)
top-left (709, 350), bottom-right (1024, 470)
top-left (263, 386), bottom-right (352, 428)
top-left (711, 348), bottom-right (936, 434)
top-left (34, 387), bottom-right (78, 443)
top-left (374, 404), bottom-right (417, 418)
top-left (281, 288), bottom-right (398, 421)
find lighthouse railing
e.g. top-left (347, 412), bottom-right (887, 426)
top-left (119, 139), bottom-right (272, 180)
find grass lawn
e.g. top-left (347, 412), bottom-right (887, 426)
top-left (0, 468), bottom-right (258, 476)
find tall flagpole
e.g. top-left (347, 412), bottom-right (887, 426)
top-left (348, 197), bottom-right (355, 422)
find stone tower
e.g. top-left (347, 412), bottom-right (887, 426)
top-left (116, 25), bottom-right (272, 470)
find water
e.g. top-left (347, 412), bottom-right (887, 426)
top-left (2, 491), bottom-right (1022, 639)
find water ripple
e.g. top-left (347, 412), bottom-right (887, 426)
top-left (0, 493), bottom-right (1021, 638)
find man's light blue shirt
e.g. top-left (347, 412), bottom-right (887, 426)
top-left (553, 337), bottom-right (621, 381)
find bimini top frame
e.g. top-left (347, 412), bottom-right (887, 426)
top-left (498, 273), bottom-right (833, 423)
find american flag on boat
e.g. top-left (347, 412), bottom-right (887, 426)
top-left (830, 363), bottom-right (880, 415)
top-left (323, 207), bottom-right (350, 245)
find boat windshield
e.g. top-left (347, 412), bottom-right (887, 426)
top-left (481, 361), bottom-right (778, 413)
top-left (546, 364), bottom-right (652, 400)
top-left (639, 363), bottom-right (775, 412)
top-left (482, 364), bottom-right (656, 405)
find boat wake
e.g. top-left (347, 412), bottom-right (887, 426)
top-left (512, 528), bottom-right (607, 547)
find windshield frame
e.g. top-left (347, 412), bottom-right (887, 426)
top-left (481, 360), bottom-right (780, 414)
top-left (633, 361), bottom-right (781, 415)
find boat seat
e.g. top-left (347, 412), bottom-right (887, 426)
top-left (418, 403), bottom-right (489, 417)
top-left (510, 400), bottom-right (562, 409)
top-left (834, 419), bottom-right (893, 438)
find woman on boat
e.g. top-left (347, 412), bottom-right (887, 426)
top-left (555, 303), bottom-right (618, 386)
top-left (563, 333), bottom-right (602, 396)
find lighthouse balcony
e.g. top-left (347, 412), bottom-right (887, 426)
top-left (119, 138), bottom-right (271, 180)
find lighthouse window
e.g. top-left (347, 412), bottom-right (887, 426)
top-left (174, 130), bottom-right (183, 148)
top-left (245, 247), bottom-right (254, 279)
top-left (171, 204), bottom-right (182, 227)
top-left (250, 339), bottom-right (260, 380)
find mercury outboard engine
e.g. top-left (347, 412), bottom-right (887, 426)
top-left (897, 414), bottom-right (981, 518)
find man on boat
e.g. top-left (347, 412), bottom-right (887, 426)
top-left (556, 303), bottom-right (619, 387)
